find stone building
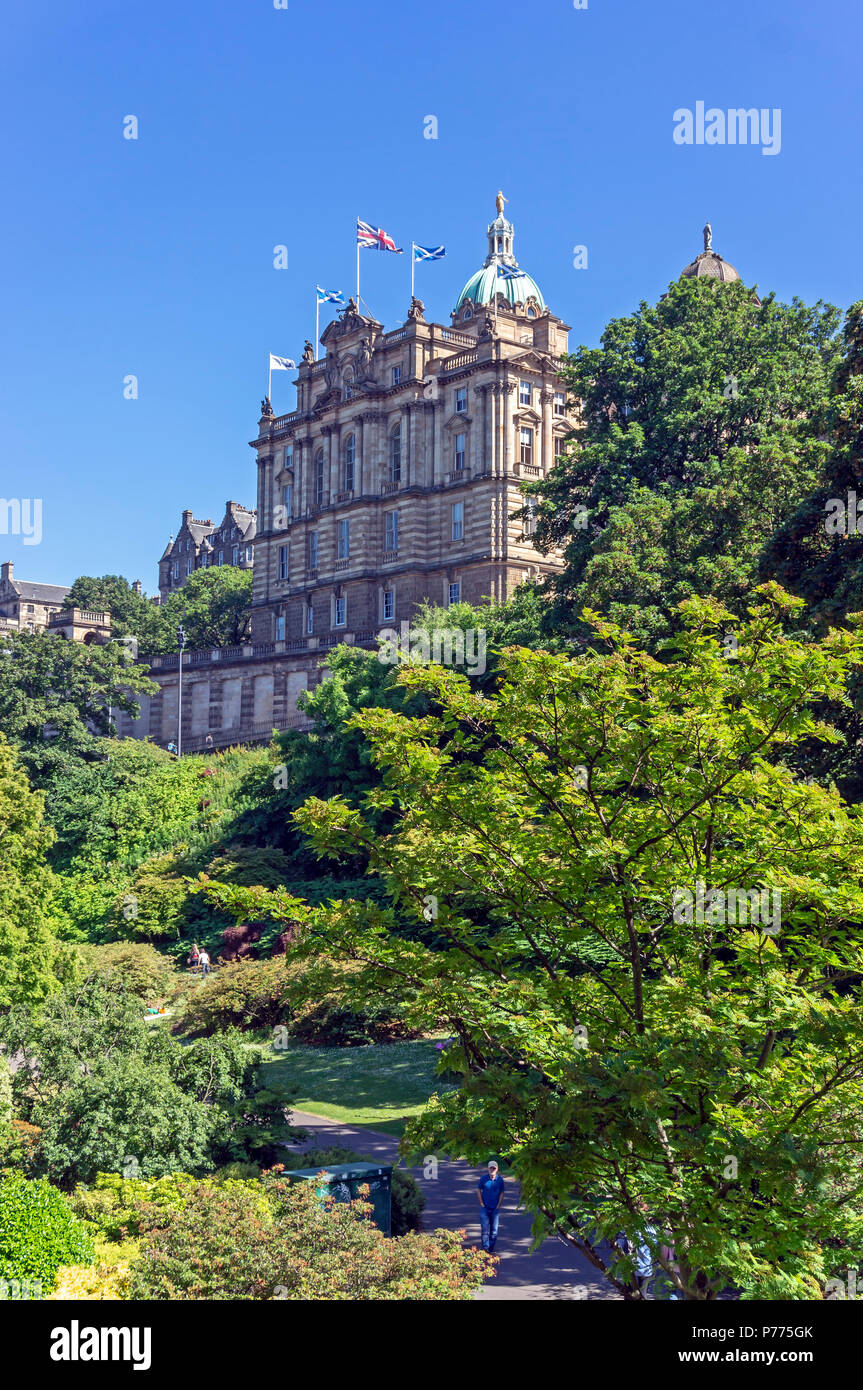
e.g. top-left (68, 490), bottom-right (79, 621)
top-left (119, 199), bottom-right (575, 752)
top-left (250, 199), bottom-right (571, 646)
top-left (0, 561), bottom-right (71, 631)
top-left (158, 501), bottom-right (256, 601)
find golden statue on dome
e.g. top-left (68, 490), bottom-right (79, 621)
top-left (495, 189), bottom-right (508, 216)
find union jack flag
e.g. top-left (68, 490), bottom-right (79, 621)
top-left (357, 219), bottom-right (403, 253)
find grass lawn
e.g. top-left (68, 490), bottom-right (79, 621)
top-left (260, 1038), bottom-right (454, 1138)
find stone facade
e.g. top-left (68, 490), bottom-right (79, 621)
top-left (121, 201), bottom-right (574, 752)
top-left (0, 561), bottom-right (71, 632)
top-left (158, 501), bottom-right (256, 601)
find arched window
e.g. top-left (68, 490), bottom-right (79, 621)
top-left (314, 448), bottom-right (325, 507)
top-left (343, 372), bottom-right (353, 401)
top-left (389, 424), bottom-right (402, 483)
top-left (527, 306), bottom-right (537, 319)
top-left (462, 304), bottom-right (472, 321)
top-left (344, 433), bottom-right (355, 492)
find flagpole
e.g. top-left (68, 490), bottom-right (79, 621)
top-left (315, 293), bottom-right (319, 362)
top-left (268, 357), bottom-right (272, 403)
top-left (356, 220), bottom-right (360, 305)
top-left (411, 243), bottom-right (415, 301)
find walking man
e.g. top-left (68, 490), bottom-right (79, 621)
top-left (198, 948), bottom-right (211, 979)
top-left (476, 1160), bottom-right (504, 1253)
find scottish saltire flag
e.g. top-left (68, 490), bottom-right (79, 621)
top-left (357, 219), bottom-right (403, 253)
top-left (316, 286), bottom-right (344, 304)
top-left (495, 264), bottom-right (522, 280)
top-left (269, 354), bottom-right (296, 371)
top-left (412, 243), bottom-right (446, 262)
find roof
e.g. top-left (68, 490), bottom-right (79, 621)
top-left (9, 580), bottom-right (71, 603)
top-left (680, 250), bottom-right (741, 283)
top-left (456, 264), bottom-right (546, 311)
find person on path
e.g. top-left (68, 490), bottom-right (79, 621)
top-left (476, 1160), bottom-right (504, 1253)
top-left (198, 948), bottom-right (211, 979)
top-left (188, 942), bottom-right (200, 972)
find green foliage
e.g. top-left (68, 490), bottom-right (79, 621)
top-left (0, 629), bottom-right (154, 792)
top-left (265, 588), bottom-right (863, 1300)
top-left (126, 1171), bottom-right (490, 1300)
top-left (0, 737), bottom-right (62, 1007)
top-left (0, 976), bottom-right (294, 1185)
top-left (531, 277), bottom-right (842, 648)
top-left (64, 574), bottom-right (165, 650)
top-left (67, 567), bottom-right (253, 656)
top-left (180, 957), bottom-right (292, 1036)
top-left (73, 941), bottom-right (179, 1001)
top-left (68, 1170), bottom-right (255, 1242)
top-left (0, 1174), bottom-right (94, 1291)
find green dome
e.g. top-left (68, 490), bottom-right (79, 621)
top-left (454, 203), bottom-right (546, 314)
top-left (456, 264), bottom-right (546, 312)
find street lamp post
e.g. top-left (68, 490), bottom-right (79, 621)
top-left (176, 624), bottom-right (186, 757)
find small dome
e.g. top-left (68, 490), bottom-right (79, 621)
top-left (456, 264), bottom-right (546, 312)
top-left (454, 197), bottom-right (546, 313)
top-left (681, 250), bottom-right (740, 283)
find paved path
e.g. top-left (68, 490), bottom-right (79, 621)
top-left (288, 1109), bottom-right (620, 1301)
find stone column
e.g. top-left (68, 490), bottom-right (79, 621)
top-left (541, 388), bottom-right (554, 473)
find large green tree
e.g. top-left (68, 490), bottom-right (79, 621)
top-left (211, 588), bottom-right (863, 1299)
top-left (529, 277), bottom-right (842, 649)
top-left (0, 738), bottom-right (62, 1007)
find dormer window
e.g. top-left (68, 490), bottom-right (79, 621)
top-left (527, 306), bottom-right (537, 319)
top-left (462, 305), bottom-right (472, 320)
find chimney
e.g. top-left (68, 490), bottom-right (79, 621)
top-left (132, 579), bottom-right (142, 595)
top-left (0, 561), bottom-right (12, 586)
top-left (182, 509), bottom-right (193, 524)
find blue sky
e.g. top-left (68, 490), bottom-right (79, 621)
top-left (1, 0), bottom-right (860, 590)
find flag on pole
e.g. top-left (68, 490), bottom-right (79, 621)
top-left (357, 219), bottom-right (403, 253)
top-left (269, 354), bottom-right (297, 371)
top-left (316, 286), bottom-right (344, 304)
top-left (412, 243), bottom-right (446, 262)
top-left (495, 264), bottom-right (522, 281)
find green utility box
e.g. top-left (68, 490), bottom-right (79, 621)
top-left (286, 1163), bottom-right (393, 1235)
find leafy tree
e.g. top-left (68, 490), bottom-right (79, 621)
top-left (158, 567), bottom-right (253, 652)
top-left (529, 277), bottom-right (842, 648)
top-left (0, 628), bottom-right (154, 792)
top-left (64, 574), bottom-right (164, 650)
top-left (216, 588), bottom-right (863, 1300)
top-left (1, 976), bottom-right (293, 1186)
top-left (127, 1172), bottom-right (491, 1300)
top-left (0, 738), bottom-right (63, 1007)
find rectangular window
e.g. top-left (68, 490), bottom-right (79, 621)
top-left (315, 453), bottom-right (325, 506)
top-left (448, 581), bottom-right (460, 607)
top-left (334, 596), bottom-right (346, 627)
top-left (520, 427), bottom-right (533, 466)
top-left (232, 545), bottom-right (239, 566)
top-left (454, 432), bottom-right (466, 470)
top-left (392, 365), bottom-right (402, 386)
top-left (284, 445), bottom-right (293, 469)
top-left (186, 558), bottom-right (194, 576)
top-left (278, 544), bottom-right (289, 580)
top-left (283, 482), bottom-right (293, 515)
top-left (275, 614), bottom-right (285, 641)
top-left (385, 510), bottom-right (398, 553)
top-left (306, 605), bottom-right (314, 635)
top-left (337, 518), bottom-right (350, 560)
top-left (455, 387), bottom-right (467, 413)
top-left (245, 546), bottom-right (253, 562)
top-left (451, 501), bottom-right (464, 541)
top-left (218, 551), bottom-right (225, 566)
top-left (308, 532), bottom-right (318, 569)
top-left (390, 427), bottom-right (401, 483)
top-left (554, 391), bottom-right (565, 417)
top-left (383, 589), bottom-right (395, 621)
top-left (172, 561), bottom-right (179, 579)
top-left (519, 379), bottom-right (532, 406)
top-left (201, 553), bottom-right (209, 568)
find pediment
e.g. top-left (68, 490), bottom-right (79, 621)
top-left (443, 411), bottom-right (473, 430)
top-left (509, 350), bottom-right (554, 372)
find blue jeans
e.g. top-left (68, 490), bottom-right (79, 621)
top-left (201, 961), bottom-right (210, 978)
top-left (480, 1206), bottom-right (500, 1251)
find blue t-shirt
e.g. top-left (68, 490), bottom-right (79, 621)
top-left (478, 1174), bottom-right (504, 1210)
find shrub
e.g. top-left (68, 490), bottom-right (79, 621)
top-left (218, 922), bottom-right (264, 962)
top-left (180, 957), bottom-right (292, 1036)
top-left (48, 1257), bottom-right (133, 1300)
top-left (127, 1173), bottom-right (492, 1300)
top-left (0, 1174), bottom-right (95, 1291)
top-left (74, 942), bottom-right (177, 1002)
top-left (289, 997), bottom-right (417, 1047)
